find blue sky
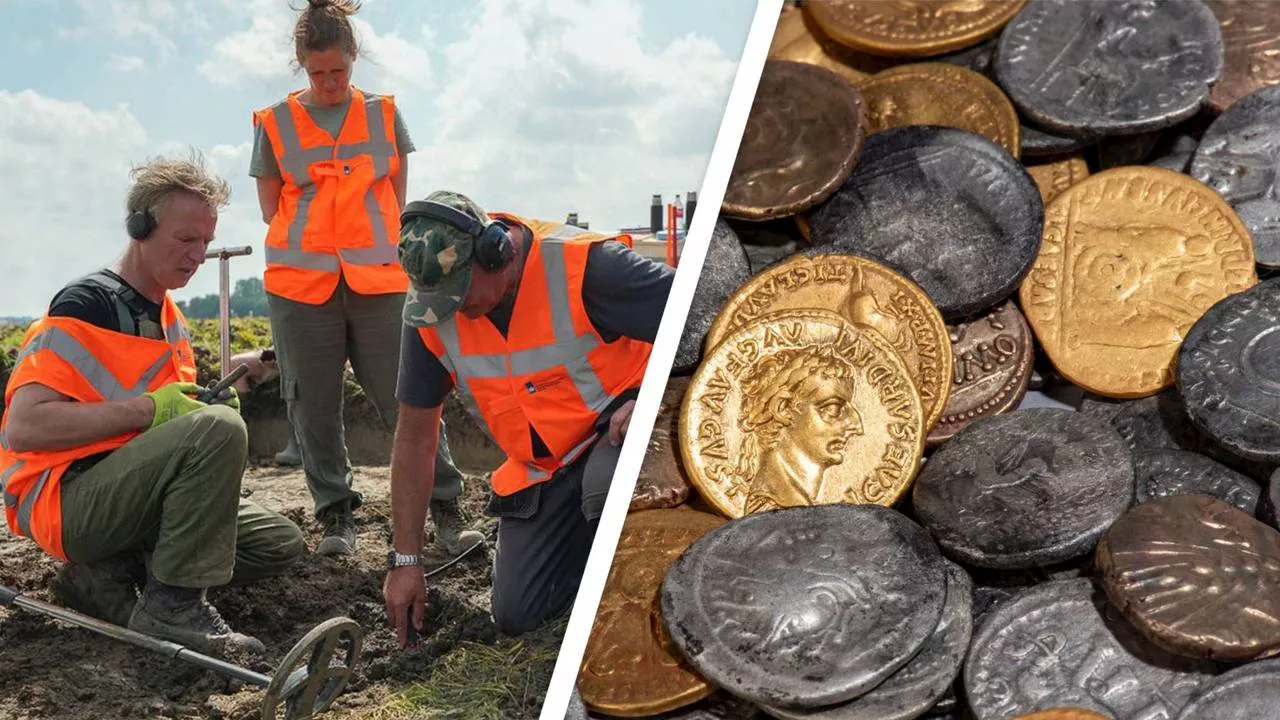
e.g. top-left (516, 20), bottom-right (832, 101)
top-left (1, 0), bottom-right (757, 317)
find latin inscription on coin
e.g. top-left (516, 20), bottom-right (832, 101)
top-left (682, 309), bottom-right (925, 518)
top-left (1204, 0), bottom-right (1280, 112)
top-left (857, 63), bottom-right (1020, 157)
top-left (633, 376), bottom-right (694, 512)
top-left (707, 252), bottom-right (951, 434)
top-left (676, 219), bottom-right (753, 372)
top-left (1025, 157), bottom-right (1089, 206)
top-left (1097, 494), bottom-right (1280, 661)
top-left (995, 0), bottom-right (1224, 136)
top-left (661, 504), bottom-right (947, 708)
top-left (1190, 85), bottom-right (1280, 267)
top-left (1020, 166), bottom-right (1257, 398)
top-left (1175, 659), bottom-right (1280, 719)
top-left (1178, 278), bottom-right (1280, 462)
top-left (1132, 448), bottom-right (1260, 514)
top-left (927, 301), bottom-right (1034, 445)
top-left (808, 0), bottom-right (1027, 58)
top-left (912, 408), bottom-right (1134, 569)
top-left (723, 61), bottom-right (866, 221)
top-left (580, 510), bottom-right (726, 716)
top-left (964, 579), bottom-right (1218, 719)
top-left (810, 126), bottom-right (1044, 321)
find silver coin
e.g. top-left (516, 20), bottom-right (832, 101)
top-left (660, 505), bottom-right (948, 709)
top-left (1149, 133), bottom-right (1200, 172)
top-left (995, 0), bottom-right (1224, 137)
top-left (912, 408), bottom-right (1134, 569)
top-left (1132, 448), bottom-right (1260, 513)
top-left (809, 126), bottom-right (1044, 321)
top-left (1260, 467), bottom-right (1280, 529)
top-left (1190, 85), bottom-right (1280, 267)
top-left (964, 578), bottom-right (1219, 720)
top-left (568, 687), bottom-right (589, 720)
top-left (674, 219), bottom-right (752, 372)
top-left (1175, 658), bottom-right (1280, 720)
top-left (1020, 121), bottom-right (1090, 156)
top-left (764, 562), bottom-right (973, 720)
top-left (589, 691), bottom-right (762, 720)
top-left (1178, 277), bottom-right (1280, 462)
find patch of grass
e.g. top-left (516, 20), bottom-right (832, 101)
top-left (361, 619), bottom-right (568, 720)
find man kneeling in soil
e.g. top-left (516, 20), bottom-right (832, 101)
top-left (0, 154), bottom-right (305, 656)
top-left (383, 191), bottom-right (671, 641)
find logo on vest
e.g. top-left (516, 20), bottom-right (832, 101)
top-left (524, 378), bottom-right (563, 394)
top-left (343, 165), bottom-right (351, 175)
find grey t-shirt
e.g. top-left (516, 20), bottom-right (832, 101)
top-left (250, 95), bottom-right (414, 178)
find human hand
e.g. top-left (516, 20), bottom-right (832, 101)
top-left (143, 382), bottom-right (206, 430)
top-left (608, 400), bottom-right (636, 446)
top-left (207, 386), bottom-right (241, 412)
top-left (384, 566), bottom-right (426, 650)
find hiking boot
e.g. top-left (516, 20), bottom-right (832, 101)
top-left (317, 501), bottom-right (358, 557)
top-left (128, 582), bottom-right (265, 657)
top-left (430, 497), bottom-right (485, 557)
top-left (274, 432), bottom-right (302, 467)
top-left (50, 551), bottom-right (145, 627)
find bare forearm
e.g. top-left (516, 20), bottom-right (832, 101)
top-left (9, 396), bottom-right (153, 453)
top-left (389, 403), bottom-right (439, 554)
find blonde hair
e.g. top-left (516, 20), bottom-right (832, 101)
top-left (125, 150), bottom-right (231, 221)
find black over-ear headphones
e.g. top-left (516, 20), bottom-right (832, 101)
top-left (126, 209), bottom-right (157, 241)
top-left (401, 201), bottom-right (515, 271)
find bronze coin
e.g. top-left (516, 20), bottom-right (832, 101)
top-left (926, 301), bottom-right (1034, 446)
top-left (768, 2), bottom-right (896, 87)
top-left (722, 60), bottom-right (866, 221)
top-left (1097, 493), bottom-right (1280, 662)
top-left (1011, 710), bottom-right (1113, 720)
top-left (1204, 1), bottom-right (1280, 113)
top-left (1024, 156), bottom-right (1089, 207)
top-left (807, 0), bottom-right (1028, 58)
top-left (631, 376), bottom-right (694, 512)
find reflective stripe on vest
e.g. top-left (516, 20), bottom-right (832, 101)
top-left (0, 430), bottom-right (18, 510)
top-left (264, 91), bottom-right (400, 273)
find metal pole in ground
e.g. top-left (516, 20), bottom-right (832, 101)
top-left (205, 246), bottom-right (253, 376)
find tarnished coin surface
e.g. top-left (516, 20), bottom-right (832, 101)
top-left (995, 0), bottom-right (1224, 137)
top-left (1204, 0), bottom-right (1280, 112)
top-left (1096, 494), bottom-right (1280, 661)
top-left (682, 309), bottom-right (925, 518)
top-left (764, 562), bottom-right (973, 720)
top-left (964, 579), bottom-right (1218, 720)
top-left (1190, 85), bottom-right (1280, 267)
top-left (1132, 448), bottom-right (1260, 514)
top-left (675, 220), bottom-right (752, 373)
top-left (1149, 134), bottom-right (1200, 173)
top-left (768, 3), bottom-right (889, 87)
top-left (1178, 278), bottom-right (1280, 462)
top-left (580, 510), bottom-right (726, 716)
top-left (1011, 711), bottom-right (1113, 720)
top-left (633, 377), bottom-right (693, 513)
top-left (723, 61), bottom-right (866, 221)
top-left (857, 63), bottom-right (1020, 157)
top-left (810, 126), bottom-right (1044, 320)
top-left (586, 691), bottom-right (761, 720)
top-left (568, 687), bottom-right (589, 720)
top-left (926, 302), bottom-right (1034, 446)
top-left (661, 504), bottom-right (948, 709)
top-left (706, 252), bottom-right (951, 433)
top-left (934, 35), bottom-right (998, 75)
top-left (1260, 467), bottom-right (1280, 529)
top-left (807, 0), bottom-right (1027, 58)
top-left (1020, 166), bottom-right (1257, 399)
top-left (1024, 157), bottom-right (1088, 206)
top-left (913, 408), bottom-right (1134, 569)
top-left (1021, 122), bottom-right (1089, 157)
top-left (1175, 658), bottom-right (1280, 719)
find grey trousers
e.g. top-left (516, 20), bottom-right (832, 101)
top-left (267, 278), bottom-right (465, 517)
top-left (487, 434), bottom-right (621, 636)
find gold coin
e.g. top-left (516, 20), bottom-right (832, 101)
top-left (706, 252), bottom-right (951, 433)
top-left (681, 308), bottom-right (925, 518)
top-left (1025, 156), bottom-right (1089, 206)
top-left (768, 3), bottom-right (895, 87)
top-left (1019, 167), bottom-right (1258, 398)
top-left (578, 509), bottom-right (725, 717)
top-left (1012, 710), bottom-right (1113, 720)
top-left (807, 0), bottom-right (1027, 57)
top-left (857, 62), bottom-right (1020, 157)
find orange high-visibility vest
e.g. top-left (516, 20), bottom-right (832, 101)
top-left (0, 299), bottom-right (196, 560)
top-left (418, 215), bottom-right (650, 497)
top-left (252, 87), bottom-right (409, 305)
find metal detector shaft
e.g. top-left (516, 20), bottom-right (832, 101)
top-left (0, 584), bottom-right (271, 686)
top-left (204, 246), bottom-right (254, 377)
top-left (198, 364), bottom-right (250, 403)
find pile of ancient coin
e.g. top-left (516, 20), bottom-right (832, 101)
top-left (570, 1), bottom-right (1280, 719)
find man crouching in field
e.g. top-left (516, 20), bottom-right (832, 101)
top-left (0, 153), bottom-right (305, 657)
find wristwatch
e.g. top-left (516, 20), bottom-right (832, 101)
top-left (386, 550), bottom-right (422, 570)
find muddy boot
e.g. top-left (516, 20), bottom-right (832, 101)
top-left (128, 581), bottom-right (265, 657)
top-left (274, 431), bottom-right (302, 467)
top-left (49, 551), bottom-right (145, 628)
top-left (316, 500), bottom-right (358, 557)
top-left (430, 496), bottom-right (485, 557)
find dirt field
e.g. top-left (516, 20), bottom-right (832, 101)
top-left (0, 462), bottom-right (565, 720)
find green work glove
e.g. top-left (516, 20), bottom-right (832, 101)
top-left (208, 386), bottom-right (241, 412)
top-left (144, 382), bottom-right (206, 430)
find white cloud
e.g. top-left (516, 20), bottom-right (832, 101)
top-left (57, 0), bottom-right (208, 64)
top-left (107, 55), bottom-right (146, 72)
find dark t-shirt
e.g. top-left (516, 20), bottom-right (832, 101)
top-left (396, 231), bottom-right (673, 457)
top-left (48, 269), bottom-right (162, 332)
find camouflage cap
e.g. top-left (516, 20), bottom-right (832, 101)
top-left (399, 190), bottom-right (491, 327)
